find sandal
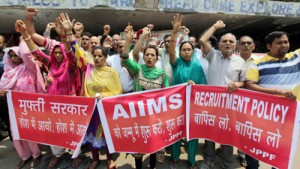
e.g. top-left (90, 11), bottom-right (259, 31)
top-left (238, 156), bottom-right (247, 167)
top-left (47, 156), bottom-right (62, 168)
top-left (16, 157), bottom-right (32, 169)
top-left (31, 155), bottom-right (42, 168)
top-left (72, 156), bottom-right (82, 167)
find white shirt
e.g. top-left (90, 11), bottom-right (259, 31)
top-left (206, 49), bottom-right (246, 86)
top-left (107, 54), bottom-right (133, 93)
top-left (245, 54), bottom-right (261, 69)
top-left (195, 48), bottom-right (209, 81)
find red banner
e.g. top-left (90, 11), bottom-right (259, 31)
top-left (98, 85), bottom-right (187, 154)
top-left (189, 85), bottom-right (300, 169)
top-left (7, 91), bottom-right (96, 157)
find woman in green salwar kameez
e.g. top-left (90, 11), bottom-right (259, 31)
top-left (120, 25), bottom-right (169, 169)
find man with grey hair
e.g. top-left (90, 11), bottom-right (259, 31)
top-left (238, 35), bottom-right (260, 68)
top-left (199, 21), bottom-right (246, 169)
top-left (236, 35), bottom-right (260, 167)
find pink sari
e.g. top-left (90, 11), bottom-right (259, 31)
top-left (0, 40), bottom-right (45, 93)
top-left (0, 40), bottom-right (44, 161)
top-left (32, 43), bottom-right (81, 96)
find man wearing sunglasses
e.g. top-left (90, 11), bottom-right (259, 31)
top-left (234, 35), bottom-right (260, 168)
top-left (238, 36), bottom-right (260, 69)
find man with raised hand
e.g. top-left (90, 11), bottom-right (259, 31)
top-left (199, 20), bottom-right (246, 169)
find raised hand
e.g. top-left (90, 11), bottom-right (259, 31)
top-left (147, 24), bottom-right (154, 31)
top-left (213, 20), bottom-right (225, 30)
top-left (124, 25), bottom-right (134, 41)
top-left (171, 13), bottom-right (183, 33)
top-left (58, 13), bottom-right (74, 33)
top-left (103, 36), bottom-right (112, 48)
top-left (141, 27), bottom-right (151, 39)
top-left (15, 20), bottom-right (28, 35)
top-left (54, 17), bottom-right (65, 36)
top-left (179, 26), bottom-right (190, 36)
top-left (25, 7), bottom-right (38, 19)
top-left (46, 22), bottom-right (55, 32)
top-left (103, 24), bottom-right (111, 35)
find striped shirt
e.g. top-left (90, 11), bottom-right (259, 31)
top-left (246, 49), bottom-right (300, 89)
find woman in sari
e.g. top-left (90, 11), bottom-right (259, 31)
top-left (15, 19), bottom-right (82, 168)
top-left (168, 14), bottom-right (206, 169)
top-left (59, 13), bottom-right (122, 169)
top-left (120, 25), bottom-right (169, 169)
top-left (78, 45), bottom-right (121, 169)
top-left (0, 34), bottom-right (45, 169)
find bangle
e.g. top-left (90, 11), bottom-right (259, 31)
top-left (170, 39), bottom-right (176, 43)
top-left (24, 35), bottom-right (31, 41)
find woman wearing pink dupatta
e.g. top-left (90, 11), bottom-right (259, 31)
top-left (0, 39), bottom-right (45, 169)
top-left (33, 43), bottom-right (80, 96)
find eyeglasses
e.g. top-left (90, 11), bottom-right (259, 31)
top-left (240, 41), bottom-right (253, 46)
top-left (181, 48), bottom-right (193, 52)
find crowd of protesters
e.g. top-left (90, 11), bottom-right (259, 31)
top-left (0, 7), bottom-right (298, 169)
